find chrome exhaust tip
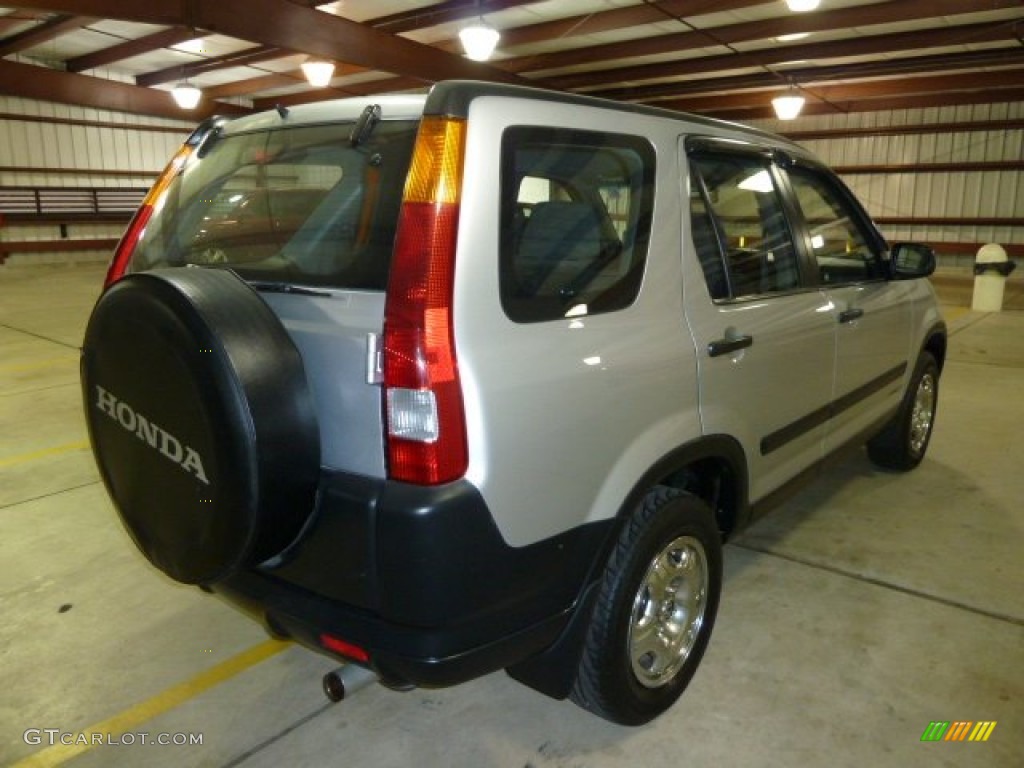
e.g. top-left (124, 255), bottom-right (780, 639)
top-left (323, 663), bottom-right (379, 702)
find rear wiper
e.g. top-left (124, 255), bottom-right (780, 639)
top-left (248, 280), bottom-right (331, 297)
top-left (350, 104), bottom-right (382, 147)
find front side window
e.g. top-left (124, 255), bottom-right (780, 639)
top-left (500, 127), bottom-right (655, 323)
top-left (785, 166), bottom-right (883, 284)
top-left (690, 152), bottom-right (802, 299)
top-left (131, 120), bottom-right (418, 289)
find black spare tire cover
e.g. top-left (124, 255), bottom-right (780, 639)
top-left (81, 268), bottom-right (320, 584)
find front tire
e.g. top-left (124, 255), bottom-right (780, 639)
top-left (570, 487), bottom-right (722, 725)
top-left (868, 351), bottom-right (939, 471)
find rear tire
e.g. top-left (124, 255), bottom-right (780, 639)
top-left (867, 351), bottom-right (938, 471)
top-left (570, 487), bottom-right (722, 725)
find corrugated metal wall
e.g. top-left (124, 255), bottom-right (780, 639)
top-left (755, 103), bottom-right (1024, 261)
top-left (0, 95), bottom-right (191, 265)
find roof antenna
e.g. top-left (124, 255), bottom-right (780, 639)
top-left (275, 103), bottom-right (289, 119)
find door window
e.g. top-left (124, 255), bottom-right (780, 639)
top-left (689, 153), bottom-right (801, 299)
top-left (785, 166), bottom-right (883, 285)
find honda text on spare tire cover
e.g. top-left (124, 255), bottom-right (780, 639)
top-left (82, 81), bottom-right (946, 725)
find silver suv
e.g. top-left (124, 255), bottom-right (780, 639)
top-left (81, 82), bottom-right (945, 725)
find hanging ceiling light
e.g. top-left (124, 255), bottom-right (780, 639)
top-left (171, 81), bottom-right (201, 110)
top-left (459, 18), bottom-right (500, 61)
top-left (785, 0), bottom-right (821, 11)
top-left (772, 88), bottom-right (806, 120)
top-left (301, 57), bottom-right (336, 87)
top-left (173, 37), bottom-right (205, 54)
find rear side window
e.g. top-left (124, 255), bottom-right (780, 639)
top-left (690, 152), bottom-right (801, 299)
top-left (500, 127), bottom-right (655, 323)
top-left (131, 120), bottom-right (418, 289)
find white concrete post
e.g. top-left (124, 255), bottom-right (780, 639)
top-left (971, 244), bottom-right (1015, 312)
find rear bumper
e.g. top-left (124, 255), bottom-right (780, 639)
top-left (213, 470), bottom-right (614, 687)
top-left (216, 569), bottom-right (577, 686)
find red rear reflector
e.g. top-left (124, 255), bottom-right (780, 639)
top-left (319, 633), bottom-right (370, 663)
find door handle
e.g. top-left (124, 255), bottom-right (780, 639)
top-left (838, 308), bottom-right (864, 324)
top-left (708, 335), bottom-right (753, 357)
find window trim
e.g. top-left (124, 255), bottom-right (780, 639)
top-left (685, 137), bottom-right (893, 301)
top-left (499, 125), bottom-right (657, 324)
top-left (780, 160), bottom-right (890, 288)
top-left (687, 147), bottom-right (813, 304)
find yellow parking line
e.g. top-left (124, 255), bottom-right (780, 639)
top-left (0, 356), bottom-right (77, 373)
top-left (0, 441), bottom-right (90, 469)
top-left (12, 639), bottom-right (290, 768)
top-left (943, 306), bottom-right (970, 324)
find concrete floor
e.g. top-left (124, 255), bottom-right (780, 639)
top-left (2, 265), bottom-right (1022, 768)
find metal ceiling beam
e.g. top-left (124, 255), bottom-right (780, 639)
top-left (493, 0), bottom-right (765, 50)
top-left (804, 69), bottom-right (1024, 103)
top-left (0, 59), bottom-right (248, 120)
top-left (66, 25), bottom-right (197, 72)
top-left (588, 47), bottom-right (1024, 104)
top-left (651, 69), bottom-right (1024, 115)
top-left (0, 13), bottom-right (94, 56)
top-left (201, 71), bottom-right (308, 100)
top-left (137, 5), bottom-right (453, 90)
top-left (634, 52), bottom-right (1019, 105)
top-left (370, 0), bottom-right (544, 35)
top-left (4, 1), bottom-right (184, 26)
top-left (429, 0), bottom-right (769, 55)
top-left (135, 45), bottom-right (287, 87)
top-left (16, 0), bottom-right (526, 85)
top-left (65, 1), bottom-right (338, 74)
top-left (250, 76), bottom-right (424, 111)
top-left (59, 1), bottom-right (535, 88)
top-left (200, 61), bottom-right (375, 99)
top-left (708, 88), bottom-right (1024, 121)
top-left (0, 13), bottom-right (46, 36)
top-left (500, 0), bottom-right (1024, 74)
top-left (135, 2), bottom-right (532, 95)
top-left (549, 20), bottom-right (1019, 93)
top-left (197, 0), bottom-right (524, 85)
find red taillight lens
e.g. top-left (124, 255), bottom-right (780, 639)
top-left (105, 205), bottom-right (153, 287)
top-left (104, 144), bottom-right (193, 288)
top-left (383, 117), bottom-right (468, 485)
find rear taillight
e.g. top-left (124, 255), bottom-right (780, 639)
top-left (383, 116), bottom-right (468, 485)
top-left (105, 117), bottom-right (225, 288)
top-left (104, 145), bottom-right (193, 288)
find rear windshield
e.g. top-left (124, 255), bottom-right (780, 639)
top-left (130, 119), bottom-right (418, 290)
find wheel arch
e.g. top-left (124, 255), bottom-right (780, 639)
top-left (613, 435), bottom-right (749, 540)
top-left (923, 322), bottom-right (947, 373)
top-left (506, 435), bottom-right (746, 700)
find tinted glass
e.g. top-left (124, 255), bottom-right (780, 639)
top-left (130, 120), bottom-right (418, 289)
top-left (691, 153), bottom-right (801, 298)
top-left (500, 127), bottom-right (655, 323)
top-left (786, 166), bottom-right (883, 284)
top-left (688, 170), bottom-right (729, 300)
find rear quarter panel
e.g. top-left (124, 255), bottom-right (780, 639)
top-left (453, 97), bottom-right (701, 547)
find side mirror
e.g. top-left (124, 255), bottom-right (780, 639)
top-left (890, 242), bottom-right (936, 279)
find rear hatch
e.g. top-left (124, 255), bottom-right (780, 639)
top-left (124, 100), bottom-right (423, 476)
